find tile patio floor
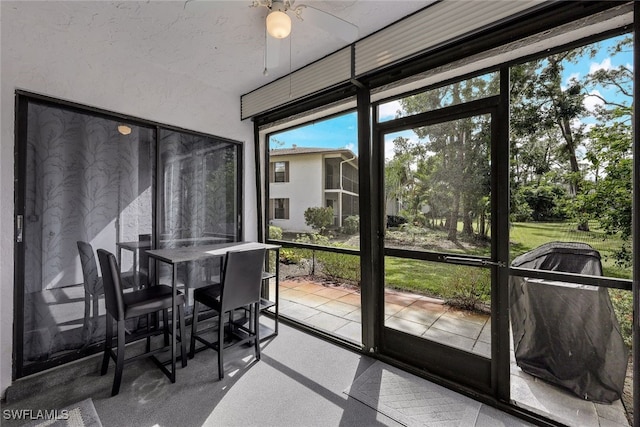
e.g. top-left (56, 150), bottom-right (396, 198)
top-left (273, 277), bottom-right (630, 427)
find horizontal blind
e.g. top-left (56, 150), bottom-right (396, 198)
top-left (354, 0), bottom-right (546, 76)
top-left (241, 47), bottom-right (351, 120)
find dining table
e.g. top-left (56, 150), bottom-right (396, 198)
top-left (145, 241), bottom-right (281, 376)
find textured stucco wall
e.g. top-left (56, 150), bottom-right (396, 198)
top-left (0, 2), bottom-right (256, 396)
top-left (269, 153), bottom-right (323, 232)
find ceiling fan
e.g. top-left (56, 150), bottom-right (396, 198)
top-left (251, 0), bottom-right (359, 74)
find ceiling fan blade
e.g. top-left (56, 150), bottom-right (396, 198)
top-left (299, 5), bottom-right (358, 42)
top-left (265, 32), bottom-right (281, 71)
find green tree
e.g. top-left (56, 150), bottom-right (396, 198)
top-left (398, 78), bottom-right (493, 241)
top-left (304, 206), bottom-right (334, 234)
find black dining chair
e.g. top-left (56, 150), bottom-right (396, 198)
top-left (97, 249), bottom-right (187, 396)
top-left (77, 241), bottom-right (142, 347)
top-left (189, 248), bottom-right (266, 380)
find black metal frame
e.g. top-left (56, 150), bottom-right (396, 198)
top-left (250, 2), bottom-right (636, 424)
top-left (372, 92), bottom-right (503, 394)
top-left (13, 91), bottom-right (244, 379)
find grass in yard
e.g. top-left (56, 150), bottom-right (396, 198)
top-left (510, 221), bottom-right (631, 279)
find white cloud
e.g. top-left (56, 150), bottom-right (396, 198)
top-left (378, 100), bottom-right (402, 120)
top-left (345, 143), bottom-right (355, 152)
top-left (583, 90), bottom-right (604, 113)
top-left (589, 57), bottom-right (612, 74)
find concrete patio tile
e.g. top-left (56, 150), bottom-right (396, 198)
top-left (419, 295), bottom-right (447, 304)
top-left (385, 317), bottom-right (429, 336)
top-left (294, 282), bottom-right (328, 293)
top-left (510, 373), bottom-right (600, 427)
top-left (344, 308), bottom-right (361, 322)
top-left (337, 292), bottom-right (361, 307)
top-left (384, 302), bottom-right (406, 316)
top-left (441, 308), bottom-right (489, 325)
top-left (393, 305), bottom-right (442, 327)
top-left (316, 300), bottom-right (359, 317)
top-left (595, 400), bottom-right (629, 426)
top-left (282, 289), bottom-right (331, 307)
top-left (313, 287), bottom-right (352, 300)
top-left (296, 293), bottom-right (332, 308)
top-left (334, 321), bottom-right (362, 344)
top-left (472, 340), bottom-right (491, 358)
top-left (384, 292), bottom-right (420, 307)
top-left (280, 302), bottom-right (321, 320)
top-left (304, 311), bottom-right (351, 332)
top-left (422, 328), bottom-right (475, 352)
top-left (478, 322), bottom-right (491, 344)
top-left (409, 299), bottom-right (449, 313)
top-left (430, 314), bottom-right (484, 340)
top-left (280, 288), bottom-right (311, 302)
top-left (280, 280), bottom-right (304, 289)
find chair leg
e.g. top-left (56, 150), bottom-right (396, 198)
top-left (218, 311), bottom-right (225, 380)
top-left (162, 309), bottom-right (170, 346)
top-left (189, 301), bottom-right (201, 358)
top-left (101, 316), bottom-right (113, 375)
top-left (112, 320), bottom-right (126, 396)
top-left (254, 302), bottom-right (261, 361)
top-left (178, 304), bottom-right (187, 368)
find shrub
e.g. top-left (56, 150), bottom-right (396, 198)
top-left (269, 225), bottom-right (283, 240)
top-left (316, 250), bottom-right (361, 284)
top-left (441, 267), bottom-right (491, 311)
top-left (342, 215), bottom-right (359, 235)
top-left (386, 215), bottom-right (407, 228)
top-left (609, 288), bottom-right (632, 348)
top-left (280, 248), bottom-right (304, 265)
top-left (304, 206), bottom-right (334, 233)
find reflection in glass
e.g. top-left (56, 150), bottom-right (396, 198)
top-left (377, 72), bottom-right (499, 122)
top-left (23, 103), bottom-right (154, 366)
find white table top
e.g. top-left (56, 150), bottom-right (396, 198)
top-left (146, 241), bottom-right (280, 264)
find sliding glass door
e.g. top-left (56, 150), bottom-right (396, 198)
top-left (14, 94), bottom-right (243, 378)
top-left (15, 98), bottom-right (155, 376)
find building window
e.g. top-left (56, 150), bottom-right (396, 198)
top-left (271, 161), bottom-right (289, 182)
top-left (270, 198), bottom-right (289, 219)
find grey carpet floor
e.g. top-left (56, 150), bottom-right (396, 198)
top-left (3, 319), bottom-right (533, 427)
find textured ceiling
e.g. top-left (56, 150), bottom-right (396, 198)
top-left (5, 1), bottom-right (430, 98)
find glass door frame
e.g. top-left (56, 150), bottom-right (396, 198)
top-left (370, 68), bottom-right (511, 400)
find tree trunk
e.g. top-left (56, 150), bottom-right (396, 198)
top-left (448, 194), bottom-right (460, 241)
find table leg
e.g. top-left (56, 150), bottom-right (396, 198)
top-left (133, 249), bottom-right (139, 288)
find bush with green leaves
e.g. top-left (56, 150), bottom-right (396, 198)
top-left (441, 266), bottom-right (491, 311)
top-left (280, 248), bottom-right (304, 265)
top-left (342, 215), bottom-right (359, 235)
top-left (316, 250), bottom-right (361, 284)
top-left (269, 225), bottom-right (283, 240)
top-left (304, 206), bottom-right (334, 233)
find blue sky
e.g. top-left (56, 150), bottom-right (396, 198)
top-left (269, 34), bottom-right (633, 160)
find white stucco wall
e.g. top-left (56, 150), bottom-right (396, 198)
top-left (269, 154), bottom-right (323, 232)
top-left (0, 3), bottom-right (256, 396)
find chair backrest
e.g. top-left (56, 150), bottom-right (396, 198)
top-left (220, 248), bottom-right (266, 312)
top-left (97, 249), bottom-right (126, 321)
top-left (77, 241), bottom-right (102, 296)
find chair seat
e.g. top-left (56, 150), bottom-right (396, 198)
top-left (193, 284), bottom-right (222, 311)
top-left (124, 285), bottom-right (185, 319)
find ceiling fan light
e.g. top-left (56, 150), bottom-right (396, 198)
top-left (117, 124), bottom-right (132, 135)
top-left (266, 10), bottom-right (291, 39)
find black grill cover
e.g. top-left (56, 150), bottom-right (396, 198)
top-left (509, 242), bottom-right (628, 403)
